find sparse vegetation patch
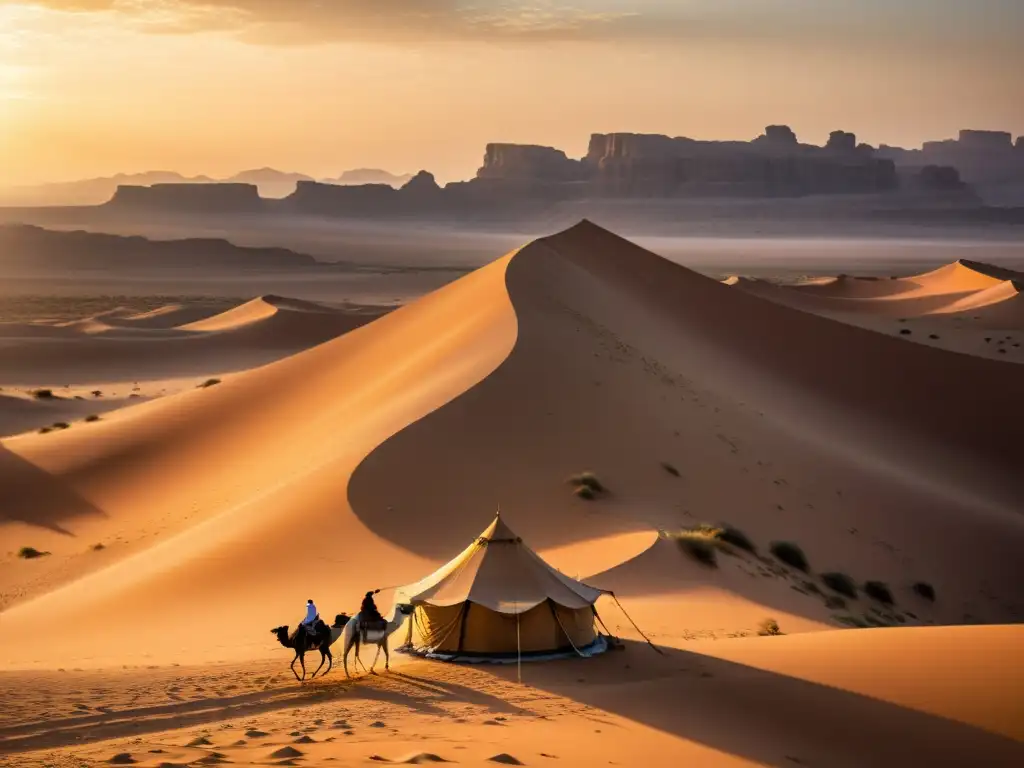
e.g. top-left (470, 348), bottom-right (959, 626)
top-left (757, 618), bottom-right (783, 636)
top-left (198, 378), bottom-right (222, 389)
top-left (18, 547), bottom-right (50, 559)
top-left (662, 529), bottom-right (719, 568)
top-left (821, 572), bottom-right (858, 599)
top-left (31, 389), bottom-right (55, 399)
top-left (769, 541), bottom-right (809, 573)
top-left (912, 582), bottom-right (936, 602)
top-left (568, 471), bottom-right (606, 500)
top-left (713, 524), bottom-right (756, 554)
top-left (863, 580), bottom-right (894, 605)
top-left (84, 415), bottom-right (101, 423)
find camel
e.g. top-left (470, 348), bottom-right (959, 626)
top-left (342, 604), bottom-right (414, 678)
top-left (271, 614), bottom-right (362, 681)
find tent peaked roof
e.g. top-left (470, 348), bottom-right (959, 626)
top-left (394, 515), bottom-right (604, 614)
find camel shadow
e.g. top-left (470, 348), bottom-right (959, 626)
top-left (0, 672), bottom-right (472, 754)
top-left (478, 640), bottom-right (1024, 767)
top-left (0, 444), bottom-right (107, 535)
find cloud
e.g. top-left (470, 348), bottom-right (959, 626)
top-left (5, 0), bottom-right (1024, 54)
top-left (3, 0), bottom-right (651, 44)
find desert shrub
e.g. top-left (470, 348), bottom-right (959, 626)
top-left (52, 422), bottom-right (70, 430)
top-left (757, 618), bottom-right (783, 636)
top-left (91, 390), bottom-right (103, 398)
top-left (821, 572), bottom-right (858, 599)
top-left (18, 547), bottom-right (49, 559)
top-left (899, 329), bottom-right (912, 336)
top-left (573, 485), bottom-right (596, 501)
top-left (569, 472), bottom-right (604, 492)
top-left (31, 389), bottom-right (55, 399)
top-left (663, 529), bottom-right (719, 568)
top-left (929, 334), bottom-right (940, 340)
top-left (714, 525), bottom-right (756, 554)
top-left (38, 427), bottom-right (51, 434)
top-left (677, 537), bottom-right (717, 568)
top-left (863, 580), bottom-right (894, 605)
top-left (824, 595), bottom-right (847, 610)
top-left (769, 541), bottom-right (809, 573)
top-left (92, 543), bottom-right (105, 551)
top-left (660, 462), bottom-right (680, 477)
top-left (84, 415), bottom-right (101, 423)
top-left (198, 378), bottom-right (222, 389)
top-left (912, 582), bottom-right (936, 602)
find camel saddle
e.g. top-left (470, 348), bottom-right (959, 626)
top-left (360, 617), bottom-right (388, 640)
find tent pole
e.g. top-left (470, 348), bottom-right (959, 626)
top-left (516, 610), bottom-right (522, 684)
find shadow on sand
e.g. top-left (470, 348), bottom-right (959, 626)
top-left (478, 639), bottom-right (1024, 768)
top-left (0, 444), bottom-right (108, 535)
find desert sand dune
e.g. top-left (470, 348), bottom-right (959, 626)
top-left (1, 222), bottom-right (1022, 767)
top-left (2, 223), bottom-right (1022, 672)
top-left (0, 296), bottom-right (385, 390)
top-left (729, 258), bottom-right (1024, 360)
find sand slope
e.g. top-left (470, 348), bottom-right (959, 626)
top-left (1, 222), bottom-right (1022, 767)
top-left (730, 259), bottom-right (1024, 361)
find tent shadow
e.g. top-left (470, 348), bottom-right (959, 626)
top-left (0, 444), bottom-right (107, 535)
top-left (477, 640), bottom-right (1024, 767)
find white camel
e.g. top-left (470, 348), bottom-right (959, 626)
top-left (342, 604), bottom-right (414, 678)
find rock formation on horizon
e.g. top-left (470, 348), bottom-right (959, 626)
top-left (327, 169), bottom-right (414, 187)
top-left (107, 183), bottom-right (264, 214)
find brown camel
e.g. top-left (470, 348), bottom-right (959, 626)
top-left (271, 614), bottom-right (356, 681)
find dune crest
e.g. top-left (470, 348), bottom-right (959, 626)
top-left (2, 223), bottom-right (1022, 673)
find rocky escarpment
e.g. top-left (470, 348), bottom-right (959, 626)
top-left (476, 144), bottom-right (587, 183)
top-left (107, 183), bottom-right (264, 213)
top-left (878, 129), bottom-right (1024, 186)
top-left (0, 224), bottom-right (315, 271)
top-left (582, 127), bottom-right (897, 197)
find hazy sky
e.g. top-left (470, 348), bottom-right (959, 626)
top-left (1, 0), bottom-right (1022, 185)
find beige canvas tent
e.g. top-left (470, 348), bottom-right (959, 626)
top-left (393, 514), bottom-right (609, 662)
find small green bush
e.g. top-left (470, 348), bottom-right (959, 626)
top-left (18, 547), bottom-right (50, 559)
top-left (864, 581), bottom-right (894, 605)
top-left (912, 582), bottom-right (936, 602)
top-left (769, 541), bottom-right (809, 573)
top-left (757, 618), bottom-right (783, 636)
top-left (821, 572), bottom-right (858, 599)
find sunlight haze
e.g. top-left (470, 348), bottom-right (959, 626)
top-left (1, 0), bottom-right (1022, 184)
